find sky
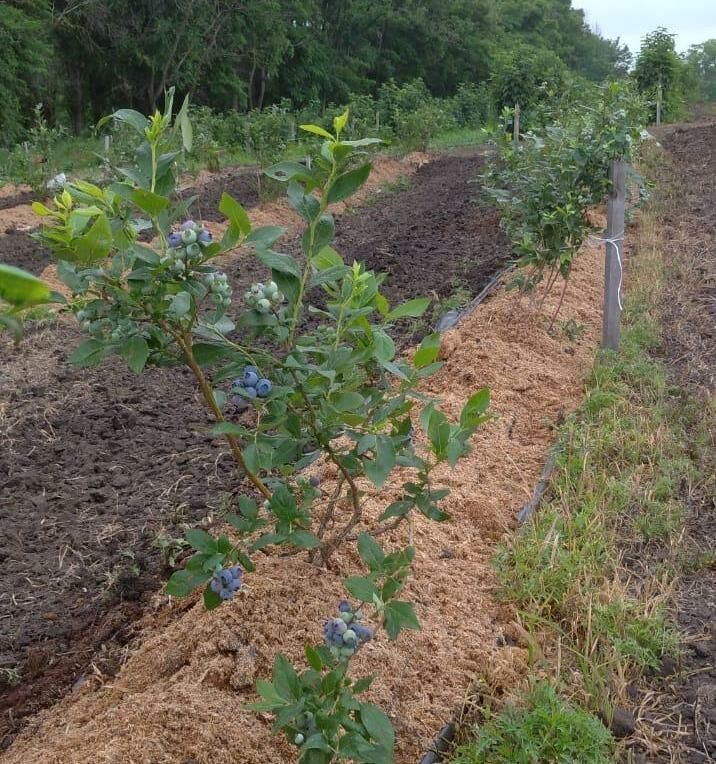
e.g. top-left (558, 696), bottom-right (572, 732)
top-left (573, 0), bottom-right (716, 56)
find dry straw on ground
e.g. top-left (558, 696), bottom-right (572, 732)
top-left (3, 222), bottom-right (609, 763)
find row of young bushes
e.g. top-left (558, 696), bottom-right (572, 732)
top-left (483, 80), bottom-right (649, 316)
top-left (1, 64), bottom-right (582, 193)
top-left (0, 78), bottom-right (650, 762)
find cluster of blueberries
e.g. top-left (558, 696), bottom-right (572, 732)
top-left (244, 281), bottom-right (285, 313)
top-left (209, 565), bottom-right (242, 601)
top-left (162, 221), bottom-right (231, 310)
top-left (323, 600), bottom-right (374, 658)
top-left (232, 365), bottom-right (273, 401)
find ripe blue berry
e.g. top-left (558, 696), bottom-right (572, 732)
top-left (309, 476), bottom-right (321, 487)
top-left (256, 378), bottom-right (272, 398)
top-left (181, 220), bottom-right (196, 230)
top-left (242, 369), bottom-right (259, 387)
top-left (244, 386), bottom-right (258, 398)
top-left (167, 232), bottom-right (182, 248)
top-left (198, 229), bottom-right (212, 243)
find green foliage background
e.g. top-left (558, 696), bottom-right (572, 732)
top-left (1, 0), bottom-right (632, 146)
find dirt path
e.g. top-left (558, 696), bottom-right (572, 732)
top-left (633, 121), bottom-right (716, 764)
top-left (0, 149), bottom-right (509, 749)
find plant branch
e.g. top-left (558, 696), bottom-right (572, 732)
top-left (177, 330), bottom-right (272, 500)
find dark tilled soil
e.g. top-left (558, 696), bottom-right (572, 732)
top-left (0, 150), bottom-right (511, 747)
top-left (0, 230), bottom-right (51, 276)
top-left (221, 152), bottom-right (511, 347)
top-left (181, 165), bottom-right (261, 220)
top-left (0, 189), bottom-right (34, 213)
top-left (635, 121), bottom-right (716, 764)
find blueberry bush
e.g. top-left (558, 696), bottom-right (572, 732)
top-left (484, 81), bottom-right (647, 320)
top-left (33, 90), bottom-right (490, 762)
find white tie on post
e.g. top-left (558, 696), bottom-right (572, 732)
top-left (602, 158), bottom-right (627, 351)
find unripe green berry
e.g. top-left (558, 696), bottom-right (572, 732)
top-left (294, 733), bottom-right (304, 746)
top-left (257, 298), bottom-right (271, 313)
top-left (341, 611), bottom-right (353, 624)
top-left (181, 228), bottom-right (197, 245)
top-left (186, 243), bottom-right (201, 259)
top-left (343, 629), bottom-right (357, 643)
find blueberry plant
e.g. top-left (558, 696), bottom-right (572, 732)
top-left (33, 90), bottom-right (490, 762)
top-left (484, 82), bottom-right (647, 322)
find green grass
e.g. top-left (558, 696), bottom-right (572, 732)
top-left (448, 180), bottom-right (710, 761)
top-left (429, 126), bottom-right (490, 150)
top-left (451, 682), bottom-right (614, 764)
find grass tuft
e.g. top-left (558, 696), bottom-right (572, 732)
top-left (451, 682), bottom-right (614, 764)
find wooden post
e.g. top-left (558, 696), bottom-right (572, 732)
top-left (513, 102), bottom-right (521, 142)
top-left (375, 111), bottom-right (380, 130)
top-left (602, 158), bottom-right (627, 351)
top-left (656, 83), bottom-right (662, 127)
top-left (103, 134), bottom-right (111, 154)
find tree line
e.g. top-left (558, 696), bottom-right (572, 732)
top-left (2, 0), bottom-right (630, 144)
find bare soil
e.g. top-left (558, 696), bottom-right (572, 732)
top-left (0, 149), bottom-right (510, 749)
top-left (630, 121), bottom-right (716, 764)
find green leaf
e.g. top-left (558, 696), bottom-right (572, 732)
top-left (327, 163), bottom-right (372, 204)
top-left (120, 335), bottom-right (150, 374)
top-left (344, 576), bottom-right (379, 602)
top-left (219, 192), bottom-right (251, 236)
top-left (165, 567), bottom-right (210, 598)
top-left (312, 246), bottom-right (344, 270)
top-left (383, 600), bottom-right (420, 640)
top-left (357, 533), bottom-right (385, 571)
top-left (363, 436), bottom-right (396, 488)
top-left (386, 297), bottom-right (430, 322)
top-left (0, 265), bottom-right (52, 307)
top-left (177, 94), bottom-right (193, 152)
top-left (203, 586), bottom-right (221, 610)
top-left (288, 530), bottom-right (321, 549)
top-left (379, 500), bottom-right (413, 522)
top-left (334, 110), bottom-right (350, 136)
top-left (300, 123), bottom-right (334, 140)
top-left (68, 339), bottom-right (105, 367)
top-left (246, 226), bottom-right (285, 249)
top-left (184, 528), bottom-right (218, 554)
top-left (73, 213), bottom-right (113, 263)
top-left (305, 645), bottom-right (323, 671)
top-left (211, 422), bottom-right (245, 437)
top-left (254, 249), bottom-right (301, 279)
top-left (273, 654), bottom-right (300, 701)
top-left (104, 108), bottom-right (149, 135)
top-left (460, 387), bottom-right (491, 428)
top-left (168, 291), bottom-right (192, 317)
top-left (130, 188), bottom-right (169, 216)
top-left (255, 678), bottom-right (287, 706)
top-left (372, 330), bottom-right (395, 363)
top-left (360, 703), bottom-right (395, 748)
top-left (352, 676), bottom-right (373, 694)
top-left (414, 333), bottom-right (441, 369)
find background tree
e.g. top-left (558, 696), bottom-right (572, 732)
top-left (634, 27), bottom-right (685, 121)
top-left (0, 0), bottom-right (53, 146)
top-left (685, 40), bottom-right (716, 101)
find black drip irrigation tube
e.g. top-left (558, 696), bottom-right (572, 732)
top-left (418, 720), bottom-right (456, 764)
top-left (434, 264), bottom-right (515, 333)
